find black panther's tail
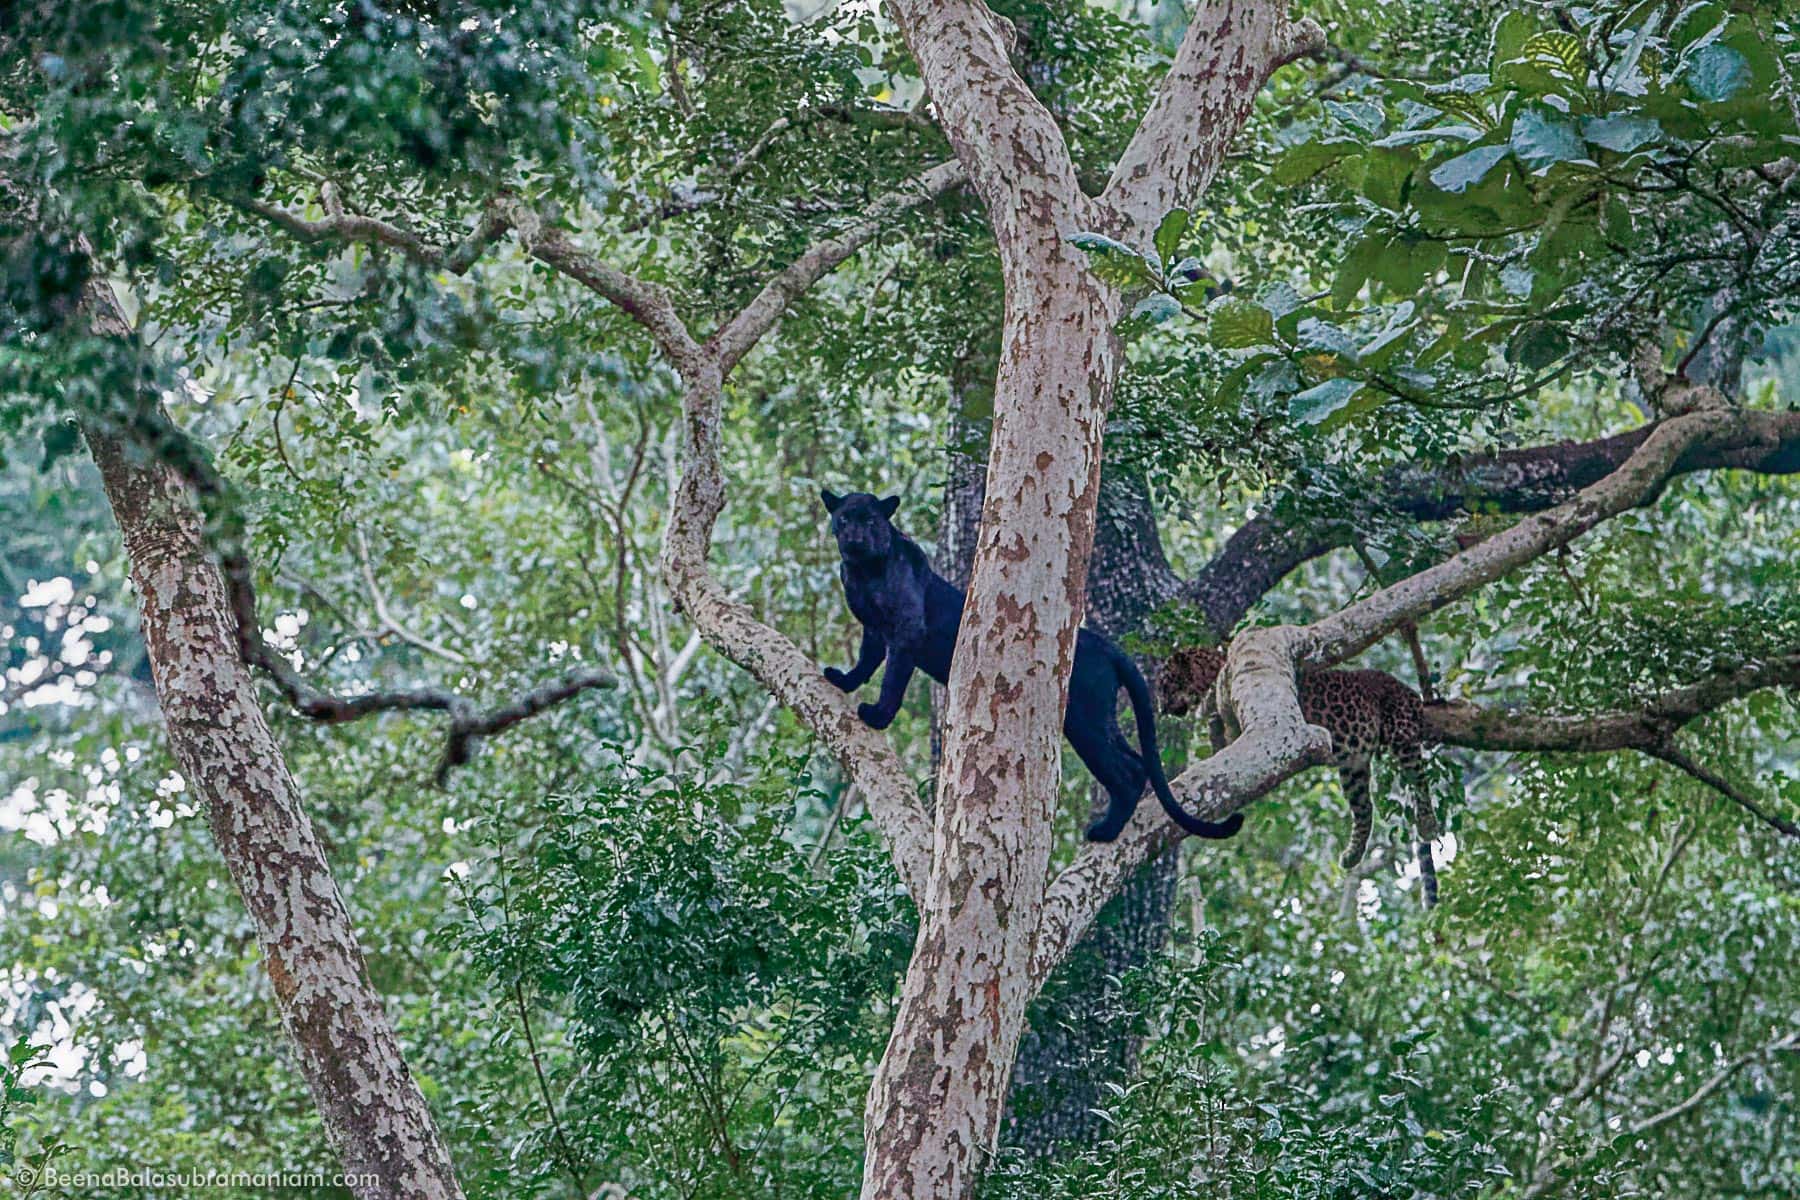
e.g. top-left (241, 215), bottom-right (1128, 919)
top-left (1119, 650), bottom-right (1244, 841)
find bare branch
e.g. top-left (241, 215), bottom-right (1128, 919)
top-left (242, 189), bottom-right (707, 372)
top-left (95, 402), bottom-right (616, 779)
top-left (1040, 407), bottom-right (1776, 976)
top-left (1303, 409), bottom-right (1741, 669)
top-left (1035, 625), bottom-right (1332, 984)
top-left (1425, 647), bottom-right (1800, 754)
top-left (242, 196), bottom-right (509, 276)
top-left (1182, 409), bottom-right (1800, 638)
top-left (354, 528), bottom-right (470, 667)
top-left (1521, 1033), bottom-right (1800, 1200)
top-left (1643, 741), bottom-right (1798, 838)
top-left (494, 199), bottom-right (706, 372)
top-left (710, 159), bottom-right (965, 371)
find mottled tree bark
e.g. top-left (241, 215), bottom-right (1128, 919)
top-left (1003, 471), bottom-right (1183, 1155)
top-left (860, 6), bottom-right (1321, 1195)
top-left (78, 286), bottom-right (464, 1200)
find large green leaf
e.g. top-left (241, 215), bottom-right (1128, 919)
top-left (1685, 43), bottom-right (1751, 102)
top-left (1581, 114), bottom-right (1662, 152)
top-left (1288, 377), bottom-right (1364, 425)
top-left (1510, 109), bottom-right (1588, 172)
top-left (1069, 231), bottom-right (1159, 289)
top-left (1210, 299), bottom-right (1276, 349)
top-left (1153, 209), bottom-right (1190, 266)
top-left (1430, 144), bottom-right (1509, 192)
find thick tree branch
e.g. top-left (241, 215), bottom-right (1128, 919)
top-left (1035, 624), bottom-right (1331, 984)
top-left (885, 0), bottom-right (1086, 250)
top-left (1040, 407), bottom-right (1769, 978)
top-left (1181, 409), bottom-right (1800, 638)
top-left (1100, 4), bottom-right (1324, 238)
top-left (1428, 647), bottom-right (1800, 837)
top-left (1302, 409), bottom-right (1742, 668)
top-left (1424, 647), bottom-right (1800, 754)
top-left (493, 200), bottom-right (707, 373)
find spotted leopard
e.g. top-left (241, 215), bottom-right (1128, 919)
top-left (1161, 646), bottom-right (1442, 904)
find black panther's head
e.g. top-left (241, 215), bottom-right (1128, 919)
top-left (821, 490), bottom-right (902, 564)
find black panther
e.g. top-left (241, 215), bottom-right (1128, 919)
top-left (819, 490), bottom-right (1243, 843)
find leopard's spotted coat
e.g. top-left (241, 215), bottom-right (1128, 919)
top-left (1161, 647), bottom-right (1441, 903)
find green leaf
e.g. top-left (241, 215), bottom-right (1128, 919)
top-left (1430, 143), bottom-right (1509, 192)
top-left (1523, 31), bottom-right (1585, 77)
top-left (1371, 125), bottom-right (1482, 149)
top-left (1154, 209), bottom-right (1190, 266)
top-left (1685, 43), bottom-right (1751, 102)
top-left (1289, 377), bottom-right (1363, 425)
top-left (1325, 99), bottom-right (1386, 136)
top-left (1490, 10), bottom-right (1536, 74)
top-left (1510, 109), bottom-right (1588, 172)
top-left (1128, 293), bottom-right (1182, 327)
top-left (1210, 299), bottom-right (1276, 349)
top-left (1427, 89), bottom-right (1495, 129)
top-left (1272, 140), bottom-right (1360, 186)
top-left (1507, 321), bottom-right (1570, 370)
top-left (1296, 317), bottom-right (1360, 362)
top-left (1581, 114), bottom-right (1662, 152)
top-left (1334, 236), bottom-right (1383, 308)
top-left (1069, 231), bottom-right (1159, 289)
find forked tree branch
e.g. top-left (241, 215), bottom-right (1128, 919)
top-left (711, 159), bottom-right (965, 370)
top-left (1036, 407), bottom-right (1758, 980)
top-left (1181, 409), bottom-right (1800, 638)
top-left (239, 164), bottom-right (963, 889)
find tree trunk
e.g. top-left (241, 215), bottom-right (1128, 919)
top-left (860, 253), bottom-right (1121, 1198)
top-left (860, 6), bottom-right (1316, 1194)
top-left (1003, 470), bottom-right (1185, 1154)
top-left (78, 286), bottom-right (464, 1200)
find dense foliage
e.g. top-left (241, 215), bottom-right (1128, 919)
top-left (2, 1), bottom-right (1796, 1197)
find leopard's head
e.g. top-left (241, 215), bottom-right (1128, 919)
top-left (1161, 646), bottom-right (1227, 716)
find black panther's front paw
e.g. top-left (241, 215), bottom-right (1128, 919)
top-left (856, 702), bottom-right (895, 730)
top-left (823, 667), bottom-right (854, 691)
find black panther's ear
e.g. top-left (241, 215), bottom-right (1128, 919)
top-left (821, 489), bottom-right (844, 512)
top-left (876, 495), bottom-right (901, 519)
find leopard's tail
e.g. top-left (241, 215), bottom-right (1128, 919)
top-left (1119, 650), bottom-right (1244, 841)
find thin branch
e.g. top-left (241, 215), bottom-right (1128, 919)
top-left (1424, 647), bottom-right (1800, 754)
top-left (709, 159), bottom-right (964, 371)
top-left (96, 403), bottom-right (616, 780)
top-left (354, 528), bottom-right (471, 667)
top-left (1643, 740), bottom-right (1800, 839)
top-left (493, 200), bottom-right (705, 371)
top-left (1521, 1033), bottom-right (1800, 1200)
top-left (242, 195), bottom-right (509, 276)
top-left (1303, 408), bottom-right (1741, 669)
